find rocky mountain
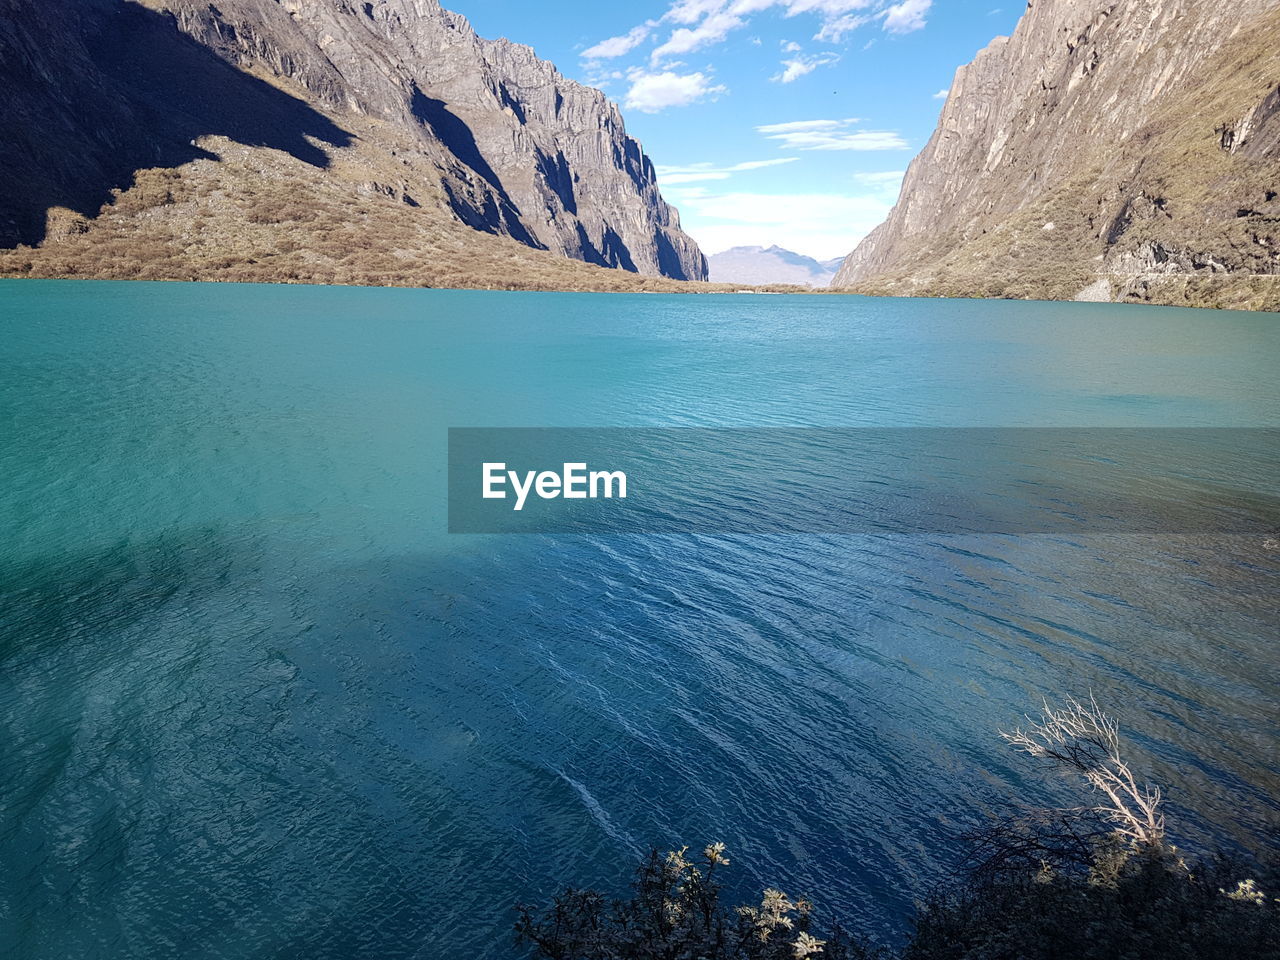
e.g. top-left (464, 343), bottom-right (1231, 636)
top-left (0, 0), bottom-right (706, 284)
top-left (707, 246), bottom-right (843, 287)
top-left (834, 0), bottom-right (1280, 311)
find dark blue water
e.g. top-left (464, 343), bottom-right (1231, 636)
top-left (1, 280), bottom-right (1277, 958)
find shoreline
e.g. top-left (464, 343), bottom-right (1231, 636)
top-left (4, 272), bottom-right (1278, 313)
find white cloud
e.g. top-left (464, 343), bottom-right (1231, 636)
top-left (882, 0), bottom-right (931, 34)
top-left (582, 24), bottom-right (655, 60)
top-left (583, 67), bottom-right (628, 89)
top-left (667, 0), bottom-right (728, 24)
top-left (757, 118), bottom-right (853, 133)
top-left (580, 0), bottom-right (932, 74)
top-left (774, 59), bottom-right (817, 83)
top-left (772, 52), bottom-right (840, 83)
top-left (623, 69), bottom-right (727, 112)
top-left (757, 118), bottom-right (907, 150)
top-left (932, 87), bottom-right (949, 99)
top-left (779, 0), bottom-right (876, 15)
top-left (662, 184), bottom-right (895, 259)
top-left (657, 157), bottom-right (800, 184)
top-left (651, 11), bottom-right (746, 61)
top-left (781, 40), bottom-right (803, 52)
top-left (733, 158), bottom-right (803, 170)
top-left (814, 14), bottom-right (871, 41)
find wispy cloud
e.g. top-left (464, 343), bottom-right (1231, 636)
top-left (582, 23), bottom-right (656, 60)
top-left (932, 87), bottom-right (949, 99)
top-left (652, 11), bottom-right (747, 61)
top-left (580, 0), bottom-right (932, 81)
top-left (815, 14), bottom-right (872, 42)
top-left (757, 118), bottom-right (907, 150)
top-left (657, 157), bottom-right (800, 184)
top-left (881, 0), bottom-right (931, 34)
top-left (668, 0), bottom-right (729, 24)
top-left (623, 68), bottom-right (727, 112)
top-left (757, 119), bottom-right (857, 133)
top-left (772, 52), bottom-right (840, 83)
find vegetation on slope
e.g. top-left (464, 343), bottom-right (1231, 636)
top-left (0, 0), bottom-right (711, 284)
top-left (846, 6), bottom-right (1280, 312)
top-left (0, 123), bottom-right (799, 294)
top-left (6, 3), bottom-right (1276, 306)
top-left (516, 698), bottom-right (1280, 959)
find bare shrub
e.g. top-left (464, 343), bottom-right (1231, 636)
top-left (108, 168), bottom-right (181, 215)
top-left (1001, 695), bottom-right (1165, 847)
top-left (44, 207), bottom-right (91, 238)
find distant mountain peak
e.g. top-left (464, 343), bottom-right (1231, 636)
top-left (708, 244), bottom-right (843, 287)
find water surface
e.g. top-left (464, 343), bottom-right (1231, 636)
top-left (1, 281), bottom-right (1277, 958)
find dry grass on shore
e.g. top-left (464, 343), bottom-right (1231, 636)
top-left (0, 129), bottom-right (806, 295)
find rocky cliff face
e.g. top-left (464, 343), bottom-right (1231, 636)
top-left (0, 0), bottom-right (706, 281)
top-left (834, 0), bottom-right (1280, 310)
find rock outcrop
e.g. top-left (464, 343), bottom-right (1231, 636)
top-left (0, 0), bottom-right (706, 281)
top-left (834, 0), bottom-right (1280, 311)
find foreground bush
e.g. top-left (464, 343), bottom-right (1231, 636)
top-left (907, 839), bottom-right (1279, 960)
top-left (517, 699), bottom-right (1279, 959)
top-left (517, 843), bottom-right (881, 960)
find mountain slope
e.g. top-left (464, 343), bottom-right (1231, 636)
top-left (0, 0), bottom-right (706, 284)
top-left (833, 0), bottom-right (1280, 311)
top-left (707, 246), bottom-right (842, 286)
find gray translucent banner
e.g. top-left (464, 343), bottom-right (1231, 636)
top-left (447, 428), bottom-right (1280, 535)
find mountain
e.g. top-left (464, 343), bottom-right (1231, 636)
top-left (833, 0), bottom-right (1280, 311)
top-left (0, 0), bottom-right (706, 288)
top-left (707, 246), bottom-right (844, 287)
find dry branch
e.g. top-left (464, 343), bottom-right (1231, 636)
top-left (1001, 695), bottom-right (1166, 847)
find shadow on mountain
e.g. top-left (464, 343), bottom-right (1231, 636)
top-left (410, 88), bottom-right (502, 191)
top-left (408, 85), bottom-right (544, 251)
top-left (536, 148), bottom-right (577, 216)
top-left (655, 230), bottom-right (698, 281)
top-left (0, 0), bottom-right (353, 248)
top-left (576, 223), bottom-right (637, 272)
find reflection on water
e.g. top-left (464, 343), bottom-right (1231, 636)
top-left (1, 281), bottom-right (1277, 958)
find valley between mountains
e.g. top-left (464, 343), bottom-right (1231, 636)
top-left (1, 0), bottom-right (1277, 308)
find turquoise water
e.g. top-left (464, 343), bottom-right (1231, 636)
top-left (1, 280), bottom-right (1277, 958)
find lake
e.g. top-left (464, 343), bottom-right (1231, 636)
top-left (1, 280), bottom-right (1277, 958)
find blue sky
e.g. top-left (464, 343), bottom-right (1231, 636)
top-left (449, 1), bottom-right (1024, 260)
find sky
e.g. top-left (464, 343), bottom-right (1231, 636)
top-left (448, 1), bottom-right (1025, 261)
